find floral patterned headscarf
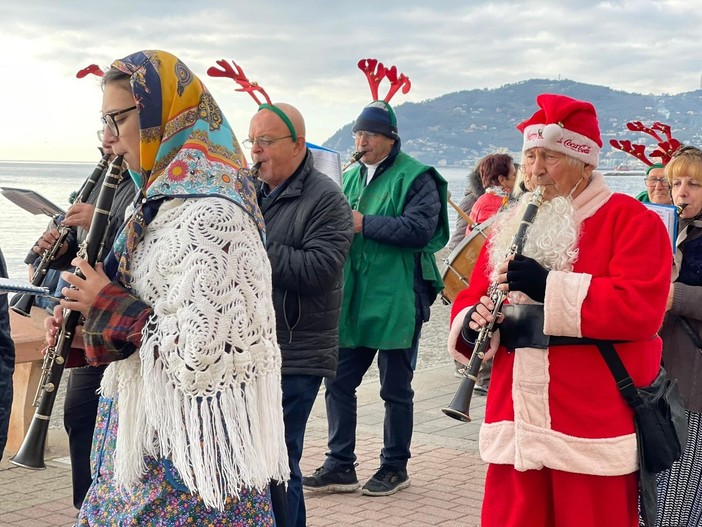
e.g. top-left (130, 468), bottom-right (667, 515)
top-left (105, 50), bottom-right (264, 283)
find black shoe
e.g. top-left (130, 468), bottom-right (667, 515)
top-left (361, 466), bottom-right (410, 496)
top-left (474, 384), bottom-right (488, 396)
top-left (302, 465), bottom-right (360, 492)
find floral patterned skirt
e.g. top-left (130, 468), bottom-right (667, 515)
top-left (78, 396), bottom-right (275, 526)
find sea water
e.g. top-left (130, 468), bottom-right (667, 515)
top-left (0, 161), bottom-right (646, 281)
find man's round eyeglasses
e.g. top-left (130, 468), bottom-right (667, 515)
top-left (353, 131), bottom-right (379, 140)
top-left (242, 136), bottom-right (292, 149)
top-left (101, 106), bottom-right (137, 137)
top-left (644, 177), bottom-right (670, 188)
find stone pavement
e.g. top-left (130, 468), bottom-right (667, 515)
top-left (0, 365), bottom-right (487, 526)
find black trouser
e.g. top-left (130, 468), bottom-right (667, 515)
top-left (63, 365), bottom-right (106, 509)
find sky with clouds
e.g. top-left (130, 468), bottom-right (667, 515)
top-left (1, 0), bottom-right (700, 162)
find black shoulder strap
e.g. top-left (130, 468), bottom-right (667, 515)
top-left (595, 342), bottom-right (642, 407)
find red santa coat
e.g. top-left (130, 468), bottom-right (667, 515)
top-left (448, 174), bottom-right (671, 476)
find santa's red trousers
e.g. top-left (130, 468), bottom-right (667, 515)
top-left (481, 464), bottom-right (639, 527)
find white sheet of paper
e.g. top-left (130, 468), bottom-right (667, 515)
top-left (307, 143), bottom-right (342, 187)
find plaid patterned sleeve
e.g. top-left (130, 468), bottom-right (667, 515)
top-left (82, 282), bottom-right (152, 366)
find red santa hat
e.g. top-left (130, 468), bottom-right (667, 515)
top-left (517, 93), bottom-right (602, 167)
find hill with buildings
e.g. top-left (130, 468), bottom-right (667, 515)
top-left (323, 78), bottom-right (702, 168)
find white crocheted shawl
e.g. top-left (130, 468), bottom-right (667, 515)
top-left (101, 196), bottom-right (289, 509)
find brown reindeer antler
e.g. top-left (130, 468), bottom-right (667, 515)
top-left (206, 60), bottom-right (272, 106)
top-left (76, 64), bottom-right (104, 78)
top-left (611, 120), bottom-right (682, 166)
top-left (357, 58), bottom-right (411, 102)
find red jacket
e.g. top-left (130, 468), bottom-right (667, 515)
top-left (448, 175), bottom-right (671, 476)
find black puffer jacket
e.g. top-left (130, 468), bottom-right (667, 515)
top-left (258, 151), bottom-right (353, 378)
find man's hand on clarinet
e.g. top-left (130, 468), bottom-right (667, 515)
top-left (62, 203), bottom-right (95, 231)
top-left (461, 295), bottom-right (505, 345)
top-left (496, 254), bottom-right (549, 302)
top-left (32, 227), bottom-right (68, 257)
top-left (59, 258), bottom-right (111, 316)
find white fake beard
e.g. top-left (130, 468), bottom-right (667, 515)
top-left (487, 193), bottom-right (580, 283)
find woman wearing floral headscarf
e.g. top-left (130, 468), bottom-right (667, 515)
top-left (47, 50), bottom-right (288, 525)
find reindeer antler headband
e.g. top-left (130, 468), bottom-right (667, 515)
top-left (207, 60), bottom-right (297, 141)
top-left (358, 58), bottom-right (411, 103)
top-left (357, 58), bottom-right (411, 126)
top-left (609, 121), bottom-right (682, 168)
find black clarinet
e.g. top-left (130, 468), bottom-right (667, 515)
top-left (442, 186), bottom-right (544, 422)
top-left (10, 156), bottom-right (124, 470)
top-left (12, 153), bottom-right (111, 317)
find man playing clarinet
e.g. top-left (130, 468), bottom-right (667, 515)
top-left (448, 94), bottom-right (671, 527)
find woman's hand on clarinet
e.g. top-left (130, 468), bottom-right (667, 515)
top-left (44, 305), bottom-right (64, 348)
top-left (43, 306), bottom-right (85, 351)
top-left (59, 258), bottom-right (111, 315)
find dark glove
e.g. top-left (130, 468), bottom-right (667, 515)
top-left (460, 305), bottom-right (480, 346)
top-left (506, 254), bottom-right (549, 303)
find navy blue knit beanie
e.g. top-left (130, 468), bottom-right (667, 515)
top-left (352, 100), bottom-right (399, 140)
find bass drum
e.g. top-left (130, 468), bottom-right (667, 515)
top-left (440, 216), bottom-right (495, 304)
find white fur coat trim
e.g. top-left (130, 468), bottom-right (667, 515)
top-left (479, 346), bottom-right (637, 475)
top-left (544, 271), bottom-right (592, 337)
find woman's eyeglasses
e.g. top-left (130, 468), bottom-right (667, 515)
top-left (100, 106), bottom-right (137, 137)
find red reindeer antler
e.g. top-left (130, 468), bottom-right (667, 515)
top-left (382, 65), bottom-right (411, 102)
top-left (357, 58), bottom-right (411, 103)
top-left (357, 58), bottom-right (384, 100)
top-left (650, 122), bottom-right (682, 163)
top-left (207, 60), bottom-right (272, 106)
top-left (609, 139), bottom-right (653, 166)
top-left (612, 121), bottom-right (682, 166)
top-left (626, 121), bottom-right (663, 142)
top-left (76, 64), bottom-right (104, 78)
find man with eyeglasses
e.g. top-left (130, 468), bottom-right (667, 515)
top-left (247, 102), bottom-right (353, 527)
top-left (636, 163), bottom-right (673, 205)
top-left (303, 100), bottom-right (449, 497)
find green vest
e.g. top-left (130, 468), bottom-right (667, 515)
top-left (339, 152), bottom-right (449, 349)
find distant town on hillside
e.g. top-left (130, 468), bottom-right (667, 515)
top-left (323, 78), bottom-right (702, 169)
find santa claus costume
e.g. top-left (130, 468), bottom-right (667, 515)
top-left (448, 94), bottom-right (672, 527)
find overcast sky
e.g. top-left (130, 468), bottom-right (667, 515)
top-left (1, 0), bottom-right (700, 162)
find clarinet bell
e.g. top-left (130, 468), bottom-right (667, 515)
top-left (441, 377), bottom-right (475, 422)
top-left (10, 292), bottom-right (35, 318)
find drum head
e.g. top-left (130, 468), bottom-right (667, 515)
top-left (440, 215), bottom-right (496, 303)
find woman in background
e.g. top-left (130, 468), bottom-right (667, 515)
top-left (655, 145), bottom-right (702, 526)
top-left (47, 50), bottom-right (288, 525)
top-left (468, 153), bottom-right (516, 226)
top-left (447, 160), bottom-right (485, 251)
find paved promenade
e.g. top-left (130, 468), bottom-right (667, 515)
top-left (0, 365), bottom-right (487, 527)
